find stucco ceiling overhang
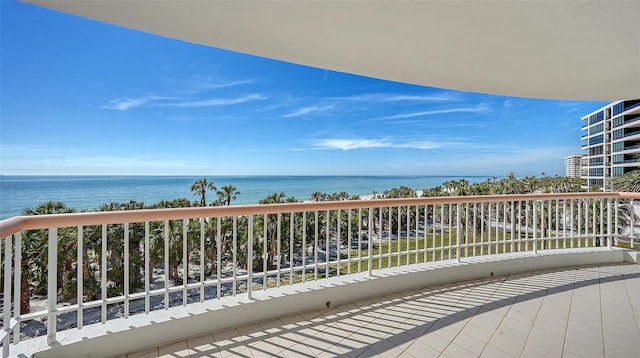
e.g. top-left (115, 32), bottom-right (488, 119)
top-left (24, 0), bottom-right (640, 101)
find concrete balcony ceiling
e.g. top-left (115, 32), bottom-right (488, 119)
top-left (25, 0), bottom-right (640, 101)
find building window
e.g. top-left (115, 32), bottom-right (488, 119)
top-left (613, 142), bottom-right (624, 152)
top-left (588, 111), bottom-right (604, 125)
top-left (589, 168), bottom-right (604, 176)
top-left (612, 167), bottom-right (625, 176)
top-left (613, 116), bottom-right (625, 127)
top-left (613, 102), bottom-right (625, 116)
top-left (589, 146), bottom-right (603, 155)
top-left (613, 129), bottom-right (624, 140)
top-left (589, 135), bottom-right (604, 145)
top-left (589, 156), bottom-right (604, 166)
top-left (589, 123), bottom-right (604, 135)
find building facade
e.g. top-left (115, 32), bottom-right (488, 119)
top-left (581, 99), bottom-right (640, 191)
top-left (564, 154), bottom-right (583, 178)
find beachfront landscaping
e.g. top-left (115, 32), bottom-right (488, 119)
top-left (6, 173), bottom-right (639, 340)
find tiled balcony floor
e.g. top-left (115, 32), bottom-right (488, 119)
top-left (124, 263), bottom-right (640, 358)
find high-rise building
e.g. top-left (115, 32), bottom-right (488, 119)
top-left (564, 154), bottom-right (583, 178)
top-left (581, 100), bottom-right (640, 191)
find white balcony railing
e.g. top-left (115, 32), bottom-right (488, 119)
top-left (0, 192), bottom-right (638, 357)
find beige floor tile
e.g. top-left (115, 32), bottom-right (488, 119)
top-left (247, 340), bottom-right (283, 357)
top-left (480, 344), bottom-right (513, 358)
top-left (564, 336), bottom-right (604, 357)
top-left (212, 328), bottom-right (241, 343)
top-left (442, 341), bottom-right (479, 358)
top-left (187, 334), bottom-right (219, 357)
top-left (604, 340), bottom-right (640, 357)
top-left (279, 346), bottom-right (318, 358)
top-left (266, 331), bottom-right (305, 350)
top-left (404, 340), bottom-right (441, 357)
top-left (487, 328), bottom-right (528, 356)
top-left (521, 344), bottom-right (557, 358)
top-left (127, 348), bottom-right (159, 358)
top-left (158, 340), bottom-right (191, 357)
top-left (414, 331), bottom-right (451, 353)
top-left (524, 334), bottom-right (563, 357)
top-left (118, 264), bottom-right (640, 358)
top-left (219, 344), bottom-right (253, 358)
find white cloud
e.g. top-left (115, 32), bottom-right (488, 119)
top-left (153, 73), bottom-right (256, 92)
top-left (1, 153), bottom-right (213, 176)
top-left (382, 103), bottom-right (489, 120)
top-left (0, 145), bottom-right (47, 154)
top-left (158, 94), bottom-right (267, 108)
top-left (558, 101), bottom-right (588, 113)
top-left (283, 105), bottom-right (335, 118)
top-left (312, 139), bottom-right (391, 150)
top-left (337, 92), bottom-right (459, 103)
top-left (102, 95), bottom-right (175, 110)
top-left (308, 138), bottom-right (441, 151)
top-left (190, 78), bottom-right (256, 91)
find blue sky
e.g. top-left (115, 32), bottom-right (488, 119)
top-left (1, 1), bottom-right (606, 177)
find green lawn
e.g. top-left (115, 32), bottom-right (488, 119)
top-left (249, 229), bottom-right (635, 290)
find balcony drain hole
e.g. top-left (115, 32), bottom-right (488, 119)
top-left (326, 301), bottom-right (331, 308)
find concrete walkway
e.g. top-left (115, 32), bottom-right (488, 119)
top-left (123, 263), bottom-right (640, 357)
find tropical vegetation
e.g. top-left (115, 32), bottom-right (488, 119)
top-left (612, 169), bottom-right (640, 192)
top-left (7, 173), bottom-right (637, 320)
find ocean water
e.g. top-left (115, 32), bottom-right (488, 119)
top-left (0, 175), bottom-right (491, 220)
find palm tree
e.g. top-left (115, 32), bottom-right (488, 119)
top-left (97, 201), bottom-right (146, 296)
top-left (257, 193), bottom-right (299, 270)
top-left (21, 202), bottom-right (75, 313)
top-left (499, 172), bottom-right (525, 194)
top-left (190, 178), bottom-right (216, 206)
top-left (612, 170), bottom-right (640, 192)
top-left (217, 185), bottom-right (241, 206)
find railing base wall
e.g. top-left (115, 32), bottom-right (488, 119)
top-left (17, 248), bottom-right (636, 358)
top-left (623, 250), bottom-right (640, 264)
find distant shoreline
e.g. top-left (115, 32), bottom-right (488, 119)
top-left (0, 175), bottom-right (495, 219)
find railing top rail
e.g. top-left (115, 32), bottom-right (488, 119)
top-left (1, 192), bottom-right (637, 238)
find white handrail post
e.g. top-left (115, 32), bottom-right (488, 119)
top-left (510, 201), bottom-right (516, 252)
top-left (77, 227), bottom-right (83, 329)
top-left (47, 228), bottom-right (58, 345)
top-left (631, 199), bottom-right (635, 249)
top-left (144, 222), bottom-right (150, 314)
top-left (200, 218), bottom-right (205, 302)
top-left (615, 198), bottom-right (619, 247)
top-left (3, 234), bottom-right (13, 357)
top-left (217, 218), bottom-right (222, 298)
top-left (13, 232), bottom-right (22, 344)
top-left (183, 219), bottom-right (188, 305)
top-left (101, 224), bottom-right (107, 322)
top-left (368, 208), bottom-right (373, 276)
top-left (455, 204), bottom-right (461, 263)
top-left (607, 198), bottom-right (613, 249)
top-left (247, 216), bottom-right (253, 299)
top-left (533, 201), bottom-right (538, 254)
top-left (163, 220), bottom-right (169, 310)
top-left (124, 223), bottom-right (130, 317)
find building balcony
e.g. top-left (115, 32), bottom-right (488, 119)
top-left (623, 102), bottom-right (640, 115)
top-left (624, 130), bottom-right (640, 140)
top-left (1, 193), bottom-right (639, 357)
top-left (613, 115), bottom-right (640, 129)
top-left (125, 261), bottom-right (638, 357)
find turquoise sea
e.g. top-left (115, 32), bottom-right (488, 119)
top-left (0, 175), bottom-right (492, 220)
